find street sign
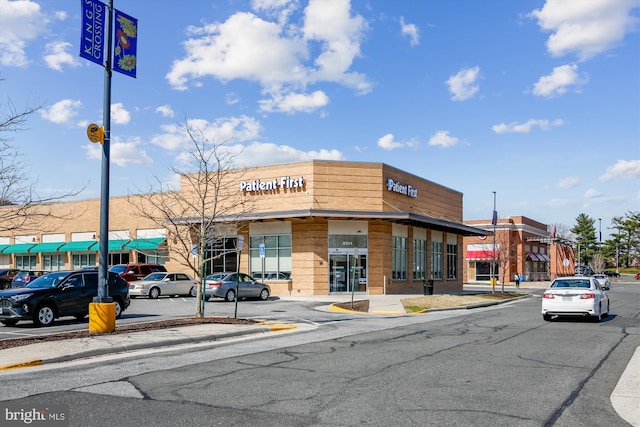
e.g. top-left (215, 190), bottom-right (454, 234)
top-left (259, 243), bottom-right (265, 258)
top-left (237, 235), bottom-right (244, 251)
top-left (87, 123), bottom-right (104, 144)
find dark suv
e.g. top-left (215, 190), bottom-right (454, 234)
top-left (0, 270), bottom-right (130, 327)
top-left (0, 269), bottom-right (19, 290)
top-left (109, 263), bottom-right (167, 283)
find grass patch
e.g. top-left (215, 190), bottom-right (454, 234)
top-left (402, 292), bottom-right (523, 313)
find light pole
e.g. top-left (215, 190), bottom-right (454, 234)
top-left (598, 218), bottom-right (602, 245)
top-left (491, 191), bottom-right (497, 292)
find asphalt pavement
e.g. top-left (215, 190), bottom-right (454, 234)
top-left (0, 283), bottom-right (638, 427)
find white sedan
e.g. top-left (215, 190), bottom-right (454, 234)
top-left (592, 273), bottom-right (611, 289)
top-left (129, 272), bottom-right (198, 299)
top-left (541, 276), bottom-right (610, 322)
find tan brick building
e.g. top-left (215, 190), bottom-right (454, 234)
top-left (0, 161), bottom-right (485, 295)
top-left (463, 216), bottom-right (575, 285)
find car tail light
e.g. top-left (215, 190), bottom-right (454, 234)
top-left (25, 276), bottom-right (31, 283)
top-left (580, 293), bottom-right (596, 299)
top-left (542, 293), bottom-right (554, 299)
top-left (207, 281), bottom-right (221, 287)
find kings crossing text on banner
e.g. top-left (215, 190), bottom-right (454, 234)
top-left (80, 0), bottom-right (106, 66)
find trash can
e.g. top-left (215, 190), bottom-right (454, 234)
top-left (423, 279), bottom-right (434, 296)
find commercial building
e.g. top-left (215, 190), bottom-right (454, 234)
top-left (0, 161), bottom-right (485, 295)
top-left (463, 216), bottom-right (575, 284)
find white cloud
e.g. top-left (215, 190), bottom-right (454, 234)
top-left (233, 141), bottom-right (344, 167)
top-left (44, 41), bottom-right (80, 71)
top-left (84, 136), bottom-right (153, 167)
top-left (530, 0), bottom-right (640, 61)
top-left (584, 188), bottom-right (603, 199)
top-left (555, 176), bottom-right (580, 189)
top-left (446, 66), bottom-right (480, 101)
top-left (400, 17), bottom-right (420, 46)
top-left (377, 134), bottom-right (404, 151)
top-left (166, 0), bottom-right (370, 111)
top-left (0, 0), bottom-right (49, 66)
top-left (532, 64), bottom-right (588, 98)
top-left (155, 105), bottom-right (175, 118)
top-left (39, 99), bottom-right (82, 124)
top-left (259, 90), bottom-right (329, 113)
top-left (111, 103), bottom-right (131, 125)
top-left (428, 130), bottom-right (460, 147)
top-left (599, 159), bottom-right (640, 181)
top-left (492, 118), bottom-right (563, 134)
top-left (151, 116), bottom-right (262, 151)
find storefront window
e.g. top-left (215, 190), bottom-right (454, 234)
top-left (204, 237), bottom-right (238, 274)
top-left (15, 255), bottom-right (36, 270)
top-left (447, 243), bottom-right (457, 279)
top-left (250, 234), bottom-right (292, 280)
top-left (413, 239), bottom-right (426, 280)
top-left (392, 236), bottom-right (407, 280)
top-left (72, 253), bottom-right (96, 269)
top-left (431, 242), bottom-right (442, 279)
top-left (42, 254), bottom-right (65, 271)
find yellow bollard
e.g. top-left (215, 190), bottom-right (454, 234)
top-left (88, 302), bottom-right (116, 333)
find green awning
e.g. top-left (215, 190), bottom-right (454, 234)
top-left (2, 243), bottom-right (36, 254)
top-left (124, 238), bottom-right (166, 250)
top-left (89, 239), bottom-right (130, 251)
top-left (58, 241), bottom-right (97, 252)
top-left (0, 244), bottom-right (9, 253)
top-left (29, 242), bottom-right (65, 253)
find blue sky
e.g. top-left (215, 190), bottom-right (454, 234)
top-left (1, 0), bottom-right (638, 239)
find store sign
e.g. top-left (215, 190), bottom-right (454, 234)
top-left (386, 178), bottom-right (418, 198)
top-left (240, 176), bottom-right (305, 193)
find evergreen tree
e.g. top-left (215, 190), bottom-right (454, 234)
top-left (610, 212), bottom-right (640, 268)
top-left (571, 213), bottom-right (597, 266)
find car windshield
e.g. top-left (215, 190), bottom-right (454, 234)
top-left (143, 273), bottom-right (166, 281)
top-left (593, 275), bottom-right (605, 279)
top-left (551, 279), bottom-right (591, 289)
top-left (206, 273), bottom-right (228, 281)
top-left (25, 272), bottom-right (72, 288)
top-left (109, 265), bottom-right (127, 274)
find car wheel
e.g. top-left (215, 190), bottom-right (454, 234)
top-left (190, 286), bottom-right (197, 297)
top-left (543, 314), bottom-right (552, 322)
top-left (225, 289), bottom-right (236, 302)
top-left (149, 287), bottom-right (161, 299)
top-left (593, 303), bottom-right (603, 323)
top-left (0, 320), bottom-right (18, 326)
top-left (34, 304), bottom-right (55, 327)
top-left (114, 300), bottom-right (123, 319)
top-left (259, 288), bottom-right (269, 301)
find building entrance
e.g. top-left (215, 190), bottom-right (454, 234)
top-left (329, 253), bottom-right (367, 293)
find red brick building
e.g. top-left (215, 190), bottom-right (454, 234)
top-left (463, 216), bottom-right (574, 284)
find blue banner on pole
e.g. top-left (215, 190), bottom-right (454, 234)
top-left (113, 9), bottom-right (138, 78)
top-left (79, 0), bottom-right (107, 66)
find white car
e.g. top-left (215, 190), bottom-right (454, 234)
top-left (129, 272), bottom-right (198, 299)
top-left (592, 274), bottom-right (611, 289)
top-left (541, 276), bottom-right (610, 322)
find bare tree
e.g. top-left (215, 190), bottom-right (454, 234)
top-left (1, 97), bottom-right (83, 233)
top-left (495, 230), bottom-right (518, 293)
top-left (128, 123), bottom-right (254, 317)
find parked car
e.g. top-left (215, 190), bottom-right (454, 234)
top-left (0, 270), bottom-right (130, 327)
top-left (636, 273), bottom-right (640, 280)
top-left (0, 269), bottom-right (19, 290)
top-left (574, 265), bottom-right (594, 276)
top-left (592, 274), bottom-right (610, 289)
top-left (204, 272), bottom-right (270, 302)
top-left (109, 263), bottom-right (167, 283)
top-left (129, 272), bottom-right (198, 299)
top-left (541, 276), bottom-right (609, 322)
top-left (603, 270), bottom-right (620, 277)
top-left (11, 270), bottom-right (48, 287)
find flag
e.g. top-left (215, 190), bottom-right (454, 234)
top-left (113, 9), bottom-right (138, 78)
top-left (552, 225), bottom-right (557, 237)
top-left (491, 210), bottom-right (498, 226)
top-left (79, 0), bottom-right (106, 66)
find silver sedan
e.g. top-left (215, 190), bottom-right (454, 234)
top-left (204, 273), bottom-right (270, 302)
top-left (129, 272), bottom-right (198, 299)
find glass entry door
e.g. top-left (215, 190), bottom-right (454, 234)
top-left (329, 253), bottom-right (367, 293)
